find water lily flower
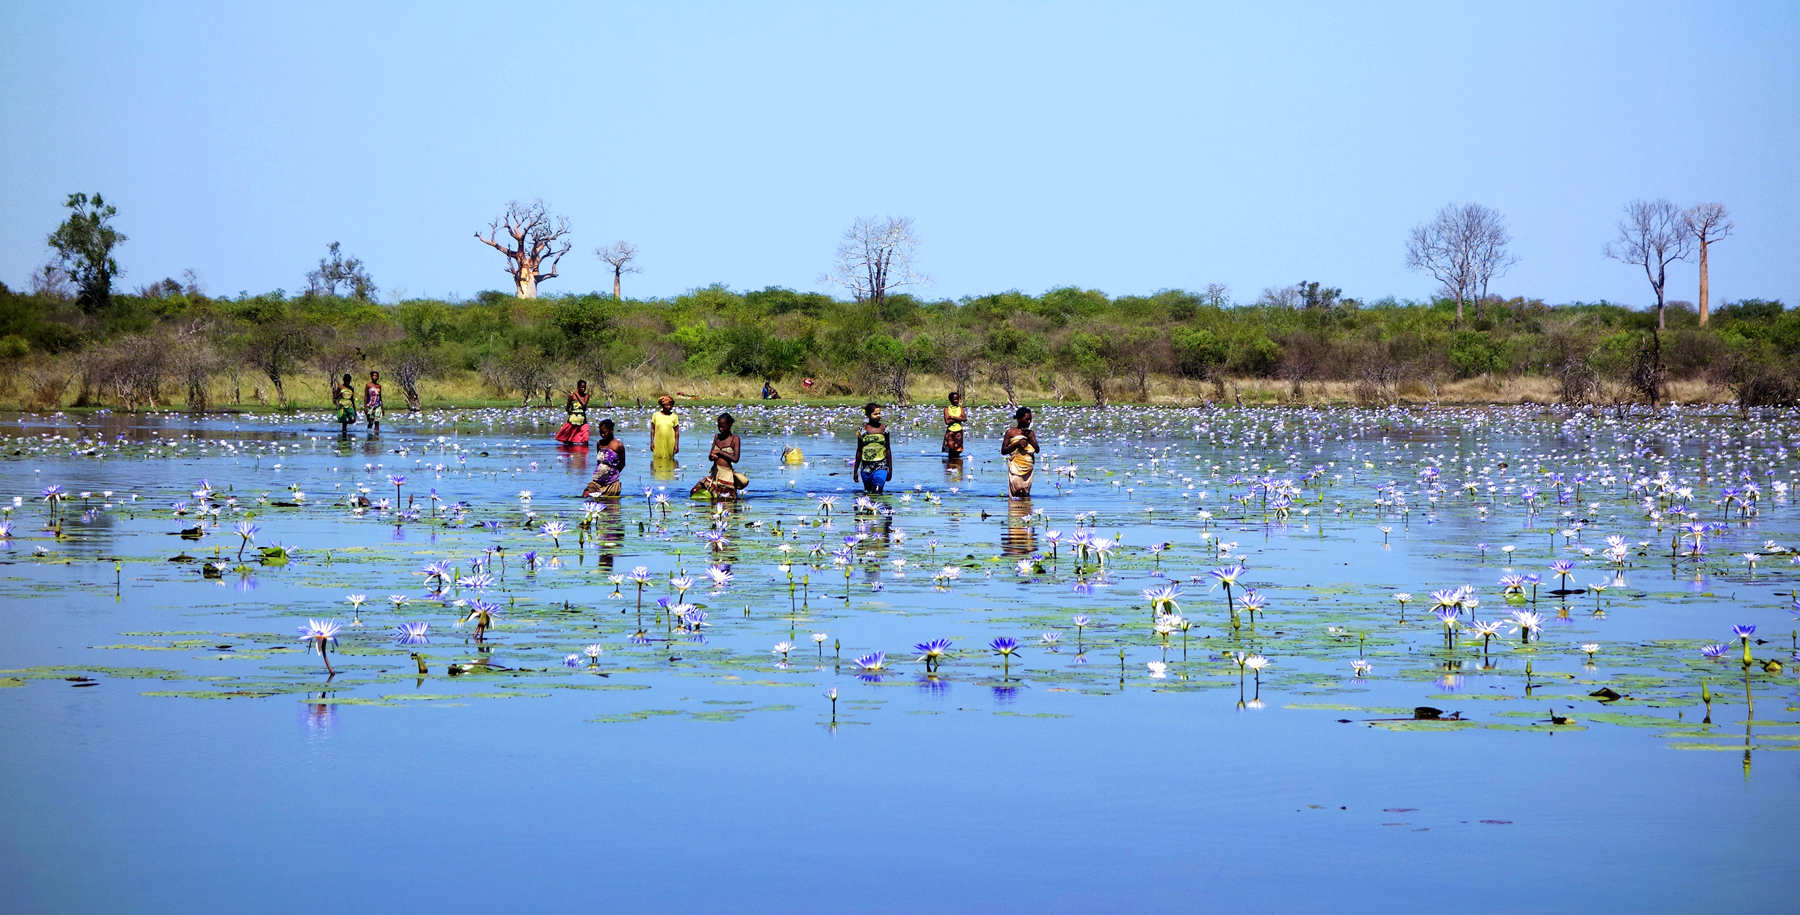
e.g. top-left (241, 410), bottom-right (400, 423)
top-left (297, 618), bottom-right (342, 673)
top-left (1350, 658), bottom-right (1372, 677)
top-left (1733, 624), bottom-right (1757, 665)
top-left (1579, 642), bottom-right (1599, 661)
top-left (1700, 643), bottom-right (1726, 659)
top-left (706, 565), bottom-right (734, 588)
top-left (463, 598), bottom-right (501, 638)
top-left (538, 519), bottom-right (568, 548)
top-left (1146, 661), bottom-right (1168, 679)
top-left (1144, 582), bottom-right (1183, 616)
top-left (773, 641), bottom-right (794, 660)
top-left (989, 637), bottom-right (1022, 676)
top-left (394, 621), bottom-right (430, 645)
top-left (233, 521), bottom-right (259, 560)
top-left (1508, 609), bottom-right (1543, 643)
top-left (913, 638), bottom-right (951, 671)
top-left (854, 650), bottom-right (886, 672)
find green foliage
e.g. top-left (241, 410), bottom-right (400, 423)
top-left (304, 242), bottom-right (377, 301)
top-left (1448, 330), bottom-right (1506, 378)
top-left (12, 272), bottom-right (1800, 409)
top-left (47, 192), bottom-right (126, 313)
top-left (1173, 328), bottom-right (1227, 378)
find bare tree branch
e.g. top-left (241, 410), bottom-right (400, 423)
top-left (474, 200), bottom-right (572, 298)
top-left (827, 216), bottom-right (925, 318)
top-left (1605, 198), bottom-right (1692, 331)
top-left (1406, 203), bottom-right (1516, 323)
top-left (596, 241), bottom-right (641, 298)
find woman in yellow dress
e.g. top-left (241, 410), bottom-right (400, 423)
top-left (649, 395), bottom-right (681, 462)
top-left (941, 391), bottom-right (966, 458)
top-left (1000, 406), bottom-right (1038, 499)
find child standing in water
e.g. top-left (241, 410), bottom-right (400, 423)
top-left (364, 370), bottom-right (384, 435)
top-left (1001, 406), bottom-right (1038, 498)
top-left (941, 391), bottom-right (966, 458)
top-left (333, 373), bottom-right (357, 436)
top-left (854, 402), bottom-right (894, 494)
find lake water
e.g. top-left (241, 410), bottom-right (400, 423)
top-left (1, 403), bottom-right (1795, 911)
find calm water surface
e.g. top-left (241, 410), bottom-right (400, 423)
top-left (0, 404), bottom-right (1795, 911)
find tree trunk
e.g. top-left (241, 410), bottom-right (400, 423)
top-left (403, 381), bottom-right (421, 411)
top-left (516, 272), bottom-right (538, 299)
top-left (1697, 242), bottom-right (1711, 326)
top-left (272, 376), bottom-right (287, 406)
top-left (612, 268), bottom-right (622, 299)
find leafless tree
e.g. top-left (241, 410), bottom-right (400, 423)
top-left (29, 262), bottom-right (72, 298)
top-left (1257, 285), bottom-right (1300, 309)
top-left (475, 200), bottom-right (571, 299)
top-left (1201, 283), bottom-right (1231, 308)
top-left (931, 328), bottom-right (979, 400)
top-left (828, 216), bottom-right (924, 318)
top-left (95, 334), bottom-right (170, 410)
top-left (1683, 203), bottom-right (1733, 326)
top-left (1605, 199), bottom-right (1692, 331)
top-left (388, 346), bottom-right (436, 411)
top-left (1406, 203), bottom-right (1518, 323)
top-left (595, 241), bottom-right (640, 299)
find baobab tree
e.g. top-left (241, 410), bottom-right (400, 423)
top-left (595, 241), bottom-right (640, 299)
top-left (475, 200), bottom-right (571, 299)
top-left (1405, 203), bottom-right (1517, 323)
top-left (1683, 203), bottom-right (1733, 326)
top-left (1605, 199), bottom-right (1692, 331)
top-left (828, 216), bottom-right (924, 318)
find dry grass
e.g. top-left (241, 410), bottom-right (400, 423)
top-left (0, 364), bottom-right (1740, 412)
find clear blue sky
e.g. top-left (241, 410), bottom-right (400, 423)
top-left (2, 0), bottom-right (1795, 308)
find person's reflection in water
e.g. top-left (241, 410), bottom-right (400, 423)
top-left (943, 455), bottom-right (964, 484)
top-left (591, 498), bottom-right (625, 575)
top-left (563, 440), bottom-right (592, 480)
top-left (1002, 498), bottom-right (1036, 558)
top-left (650, 456), bottom-right (679, 482)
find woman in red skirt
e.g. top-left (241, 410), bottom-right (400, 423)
top-left (555, 379), bottom-right (592, 445)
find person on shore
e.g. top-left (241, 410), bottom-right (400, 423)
top-left (650, 395), bottom-right (681, 463)
top-left (333, 373), bottom-right (357, 436)
top-left (690, 412), bottom-right (747, 500)
top-left (582, 419), bottom-right (626, 498)
top-left (941, 391), bottom-right (966, 459)
top-left (761, 380), bottom-right (781, 400)
top-left (853, 402), bottom-right (894, 494)
top-left (556, 380), bottom-right (592, 445)
top-left (1001, 406), bottom-right (1039, 499)
top-left (363, 370), bottom-right (384, 435)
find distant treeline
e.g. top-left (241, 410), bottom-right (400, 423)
top-left (1, 280), bottom-right (1795, 411)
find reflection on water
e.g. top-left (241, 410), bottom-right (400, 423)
top-left (3, 405), bottom-right (1800, 909)
top-left (1003, 497), bottom-right (1036, 557)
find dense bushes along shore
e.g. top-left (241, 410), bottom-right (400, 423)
top-left (1, 282), bottom-right (1793, 411)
